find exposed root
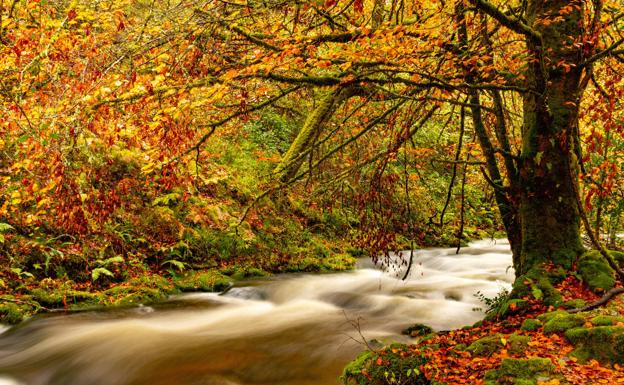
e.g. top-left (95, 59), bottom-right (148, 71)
top-left (569, 287), bottom-right (624, 313)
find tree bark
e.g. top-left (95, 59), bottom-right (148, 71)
top-left (516, 0), bottom-right (586, 275)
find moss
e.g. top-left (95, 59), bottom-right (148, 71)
top-left (130, 274), bottom-right (176, 292)
top-left (341, 344), bottom-right (429, 385)
top-left (484, 358), bottom-right (557, 385)
top-left (512, 267), bottom-right (562, 307)
top-left (454, 343), bottom-right (467, 351)
top-left (466, 333), bottom-right (530, 356)
top-left (611, 250), bottom-right (624, 266)
top-left (521, 319), bottom-right (542, 332)
top-left (28, 288), bottom-right (97, 308)
top-left (565, 326), bottom-right (624, 364)
top-left (590, 315), bottom-right (624, 326)
top-left (274, 90), bottom-right (342, 181)
top-left (104, 287), bottom-right (167, 306)
top-left (174, 270), bottom-right (232, 292)
top-left (561, 299), bottom-right (586, 310)
top-left (402, 323), bottom-right (433, 337)
top-left (321, 253), bottom-right (356, 271)
top-left (467, 334), bottom-right (504, 356)
top-left (342, 350), bottom-right (375, 382)
top-left (94, 274), bottom-right (181, 307)
top-left (541, 312), bottom-right (585, 334)
top-left (508, 334), bottom-right (531, 354)
top-left (578, 250), bottom-right (616, 292)
top-left (0, 302), bottom-right (28, 324)
top-left (227, 267), bottom-right (269, 280)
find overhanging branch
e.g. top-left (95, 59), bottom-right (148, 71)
top-left (469, 0), bottom-right (542, 44)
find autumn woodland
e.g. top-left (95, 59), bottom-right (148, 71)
top-left (1, 0), bottom-right (624, 384)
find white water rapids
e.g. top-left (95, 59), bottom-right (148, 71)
top-left (0, 239), bottom-right (513, 385)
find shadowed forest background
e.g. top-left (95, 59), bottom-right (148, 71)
top-left (1, 0), bottom-right (624, 384)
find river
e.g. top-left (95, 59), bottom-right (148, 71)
top-left (0, 239), bottom-right (513, 385)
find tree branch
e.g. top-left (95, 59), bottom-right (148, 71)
top-left (469, 0), bottom-right (542, 44)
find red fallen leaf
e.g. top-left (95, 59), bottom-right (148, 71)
top-left (324, 0), bottom-right (336, 8)
top-left (68, 9), bottom-right (77, 20)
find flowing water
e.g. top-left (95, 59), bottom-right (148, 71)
top-left (0, 239), bottom-right (513, 385)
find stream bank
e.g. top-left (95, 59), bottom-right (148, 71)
top-left (0, 239), bottom-right (513, 385)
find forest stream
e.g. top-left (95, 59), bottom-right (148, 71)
top-left (0, 239), bottom-right (514, 385)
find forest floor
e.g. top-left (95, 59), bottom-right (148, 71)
top-left (344, 270), bottom-right (624, 385)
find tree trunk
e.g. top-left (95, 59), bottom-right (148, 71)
top-left (516, 0), bottom-right (586, 275)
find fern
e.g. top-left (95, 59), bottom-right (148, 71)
top-left (0, 223), bottom-right (14, 232)
top-left (161, 259), bottom-right (186, 271)
top-left (91, 267), bottom-right (114, 281)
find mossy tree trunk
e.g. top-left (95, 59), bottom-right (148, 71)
top-left (273, 87), bottom-right (357, 182)
top-left (515, 0), bottom-right (587, 276)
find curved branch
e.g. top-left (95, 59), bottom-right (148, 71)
top-left (469, 0), bottom-right (542, 44)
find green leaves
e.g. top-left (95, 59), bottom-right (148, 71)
top-left (161, 259), bottom-right (187, 272)
top-left (91, 267), bottom-right (114, 281)
top-left (0, 223), bottom-right (14, 244)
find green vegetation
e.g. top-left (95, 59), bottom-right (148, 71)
top-left (465, 333), bottom-right (530, 356)
top-left (341, 345), bottom-right (429, 385)
top-left (565, 326), bottom-right (624, 364)
top-left (539, 312), bottom-right (585, 334)
top-left (484, 358), bottom-right (558, 385)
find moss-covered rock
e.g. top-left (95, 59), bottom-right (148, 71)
top-left (467, 333), bottom-right (530, 356)
top-left (104, 286), bottom-right (167, 306)
top-left (540, 312), bottom-right (585, 334)
top-left (0, 302), bottom-right (31, 324)
top-left (341, 344), bottom-right (429, 385)
top-left (520, 318), bottom-right (542, 332)
top-left (402, 323), bottom-right (433, 337)
top-left (590, 315), bottom-right (624, 326)
top-left (467, 334), bottom-right (505, 356)
top-left (508, 334), bottom-right (531, 354)
top-left (578, 251), bottom-right (616, 292)
top-left (28, 288), bottom-right (98, 308)
top-left (484, 358), bottom-right (557, 385)
top-left (174, 270), bottom-right (232, 292)
top-left (561, 299), bottom-right (587, 310)
top-left (565, 326), bottom-right (624, 364)
top-left (223, 266), bottom-right (269, 280)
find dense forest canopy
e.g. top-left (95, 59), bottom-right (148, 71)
top-left (1, 0), bottom-right (624, 292)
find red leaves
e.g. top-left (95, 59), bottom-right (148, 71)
top-left (354, 0), bottom-right (364, 13)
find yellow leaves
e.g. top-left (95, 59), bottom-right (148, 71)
top-left (141, 161), bottom-right (157, 175)
top-left (1, 18), bottom-right (13, 29)
top-left (10, 191), bottom-right (22, 205)
top-left (37, 198), bottom-right (51, 208)
top-left (152, 74), bottom-right (166, 86)
top-left (154, 63), bottom-right (168, 75)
